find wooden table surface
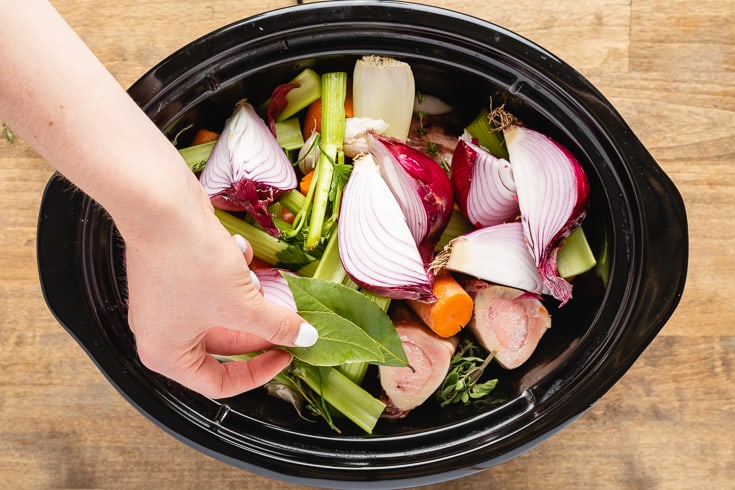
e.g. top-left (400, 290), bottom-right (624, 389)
top-left (1, 1), bottom-right (733, 488)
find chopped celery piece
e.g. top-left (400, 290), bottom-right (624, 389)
top-left (259, 68), bottom-right (322, 121)
top-left (279, 189), bottom-right (306, 215)
top-left (312, 230), bottom-right (347, 285)
top-left (179, 140), bottom-right (216, 172)
top-left (465, 108), bottom-right (508, 160)
top-left (557, 226), bottom-right (597, 278)
top-left (296, 260), bottom-right (318, 278)
top-left (294, 362), bottom-right (385, 434)
top-left (361, 291), bottom-right (391, 312)
top-left (435, 208), bottom-right (475, 251)
top-left (214, 208), bottom-right (315, 270)
top-left (338, 362), bottom-right (370, 386)
top-left (275, 118), bottom-right (305, 152)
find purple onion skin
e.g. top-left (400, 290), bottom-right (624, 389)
top-left (210, 183), bottom-right (284, 236)
top-left (350, 279), bottom-right (435, 303)
top-left (370, 134), bottom-right (454, 264)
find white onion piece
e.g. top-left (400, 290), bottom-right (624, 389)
top-left (352, 55), bottom-right (415, 141)
top-left (505, 126), bottom-right (589, 305)
top-left (451, 137), bottom-right (519, 227)
top-left (338, 154), bottom-right (435, 302)
top-left (343, 117), bottom-right (389, 158)
top-left (253, 268), bottom-right (297, 311)
top-left (297, 131), bottom-right (320, 174)
top-left (434, 222), bottom-right (549, 295)
top-left (200, 100), bottom-right (297, 235)
top-left (413, 93), bottom-right (453, 115)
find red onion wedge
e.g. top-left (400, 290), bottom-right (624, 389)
top-left (504, 125), bottom-right (590, 305)
top-left (199, 99), bottom-right (297, 236)
top-left (338, 153), bottom-right (435, 302)
top-left (252, 268), bottom-right (297, 311)
top-left (367, 133), bottom-right (454, 265)
top-left (433, 222), bottom-right (550, 295)
top-left (451, 136), bottom-right (519, 228)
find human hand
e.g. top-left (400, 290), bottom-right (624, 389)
top-left (122, 189), bottom-right (317, 399)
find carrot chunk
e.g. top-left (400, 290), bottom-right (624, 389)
top-left (191, 128), bottom-right (220, 145)
top-left (408, 270), bottom-right (473, 337)
top-left (300, 170), bottom-right (315, 195)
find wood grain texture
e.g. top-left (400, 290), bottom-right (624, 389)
top-left (1, 0), bottom-right (733, 488)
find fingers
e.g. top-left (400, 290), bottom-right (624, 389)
top-left (233, 233), bottom-right (261, 291)
top-left (231, 234), bottom-right (318, 348)
top-left (233, 233), bottom-right (254, 264)
top-left (203, 326), bottom-right (274, 355)
top-left (238, 292), bottom-right (318, 348)
top-left (185, 349), bottom-right (293, 399)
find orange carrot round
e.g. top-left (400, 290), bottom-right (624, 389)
top-left (300, 170), bottom-right (315, 195)
top-left (408, 270), bottom-right (474, 337)
top-left (191, 128), bottom-right (220, 145)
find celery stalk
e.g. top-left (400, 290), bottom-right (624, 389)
top-left (179, 140), bottom-right (216, 172)
top-left (276, 68), bottom-right (322, 122)
top-left (279, 189), bottom-right (306, 215)
top-left (435, 208), bottom-right (476, 251)
top-left (293, 362), bottom-right (386, 434)
top-left (304, 72), bottom-right (347, 251)
top-left (465, 108), bottom-right (508, 159)
top-left (258, 68), bottom-right (322, 121)
top-left (557, 226), bottom-right (597, 278)
top-left (214, 208), bottom-right (315, 269)
top-left (275, 118), bottom-right (305, 152)
top-left (312, 230), bottom-right (348, 285)
top-left (338, 362), bottom-right (370, 386)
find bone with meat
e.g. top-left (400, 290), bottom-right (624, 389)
top-left (379, 319), bottom-right (457, 419)
top-left (462, 279), bottom-right (551, 369)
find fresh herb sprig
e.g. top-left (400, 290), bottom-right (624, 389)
top-left (437, 339), bottom-right (499, 407)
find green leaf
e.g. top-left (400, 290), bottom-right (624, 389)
top-left (284, 275), bottom-right (409, 367)
top-left (289, 311), bottom-right (385, 365)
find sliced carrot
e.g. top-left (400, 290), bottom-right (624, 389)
top-left (191, 128), bottom-right (220, 145)
top-left (300, 170), bottom-right (315, 195)
top-left (279, 206), bottom-right (296, 224)
top-left (301, 86), bottom-right (354, 139)
top-left (407, 270), bottom-right (474, 338)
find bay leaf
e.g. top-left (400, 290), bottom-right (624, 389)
top-left (284, 275), bottom-right (408, 367)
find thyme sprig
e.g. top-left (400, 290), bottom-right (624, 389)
top-left (437, 339), bottom-right (499, 407)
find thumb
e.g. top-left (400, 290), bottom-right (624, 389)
top-left (239, 290), bottom-right (319, 348)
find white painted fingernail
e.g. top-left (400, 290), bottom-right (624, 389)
top-left (249, 270), bottom-right (261, 291)
top-left (233, 234), bottom-right (249, 254)
top-left (294, 322), bottom-right (318, 347)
